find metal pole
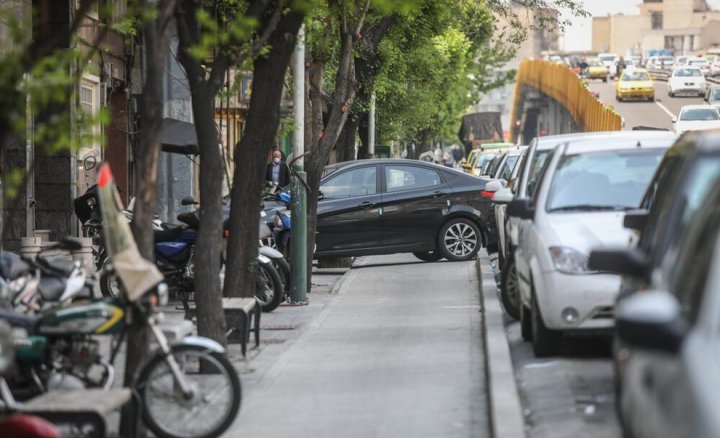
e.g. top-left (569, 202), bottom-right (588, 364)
top-left (367, 92), bottom-right (376, 158)
top-left (290, 24), bottom-right (307, 304)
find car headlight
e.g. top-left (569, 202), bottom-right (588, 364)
top-left (549, 246), bottom-right (595, 274)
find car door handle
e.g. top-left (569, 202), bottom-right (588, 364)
top-left (433, 191), bottom-right (446, 199)
top-left (359, 201), bottom-right (375, 209)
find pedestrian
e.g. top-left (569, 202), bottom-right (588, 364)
top-left (616, 57), bottom-right (626, 78)
top-left (266, 150), bottom-right (290, 187)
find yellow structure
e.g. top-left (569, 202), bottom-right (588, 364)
top-left (510, 60), bottom-right (623, 143)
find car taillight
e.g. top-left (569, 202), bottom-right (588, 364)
top-left (481, 190), bottom-right (494, 199)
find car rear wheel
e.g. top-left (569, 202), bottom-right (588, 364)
top-left (438, 218), bottom-right (481, 261)
top-left (531, 292), bottom-right (562, 357)
top-left (412, 251), bottom-right (444, 262)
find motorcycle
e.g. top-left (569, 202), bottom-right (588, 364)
top-left (1, 164), bottom-right (242, 438)
top-left (0, 238), bottom-right (94, 313)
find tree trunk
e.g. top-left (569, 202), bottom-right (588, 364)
top-left (191, 86), bottom-right (227, 345)
top-left (335, 114), bottom-right (358, 163)
top-left (224, 8), bottom-right (304, 299)
top-left (121, 1), bottom-right (176, 436)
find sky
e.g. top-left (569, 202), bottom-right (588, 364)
top-left (560, 0), bottom-right (720, 51)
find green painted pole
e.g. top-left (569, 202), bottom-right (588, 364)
top-left (290, 25), bottom-right (307, 304)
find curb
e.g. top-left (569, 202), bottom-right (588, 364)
top-left (477, 250), bottom-right (526, 438)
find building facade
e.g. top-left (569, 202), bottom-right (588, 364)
top-left (592, 0), bottom-right (720, 57)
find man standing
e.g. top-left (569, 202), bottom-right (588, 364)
top-left (266, 150), bottom-right (290, 187)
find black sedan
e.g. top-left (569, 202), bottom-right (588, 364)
top-left (315, 159), bottom-right (496, 262)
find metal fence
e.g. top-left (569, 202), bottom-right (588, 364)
top-left (510, 59), bottom-right (623, 142)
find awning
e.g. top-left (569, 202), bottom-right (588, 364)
top-left (161, 118), bottom-right (199, 155)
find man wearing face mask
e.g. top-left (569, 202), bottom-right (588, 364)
top-left (266, 150), bottom-right (290, 188)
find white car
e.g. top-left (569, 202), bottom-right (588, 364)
top-left (673, 105), bottom-right (720, 135)
top-left (599, 53), bottom-right (619, 76)
top-left (687, 57), bottom-right (710, 76)
top-left (668, 67), bottom-right (706, 97)
top-left (501, 131), bottom-right (676, 357)
top-left (673, 56), bottom-right (688, 69)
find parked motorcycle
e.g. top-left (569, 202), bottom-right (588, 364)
top-left (2, 164), bottom-right (242, 438)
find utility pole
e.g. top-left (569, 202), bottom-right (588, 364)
top-left (367, 92), bottom-right (376, 158)
top-left (290, 24), bottom-right (307, 304)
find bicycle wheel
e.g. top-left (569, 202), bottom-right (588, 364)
top-left (137, 344), bottom-right (241, 438)
top-left (256, 261), bottom-right (283, 312)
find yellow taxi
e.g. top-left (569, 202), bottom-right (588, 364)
top-left (615, 68), bottom-right (655, 102)
top-left (467, 142), bottom-right (514, 176)
top-left (463, 149), bottom-right (482, 173)
top-left (585, 58), bottom-right (609, 82)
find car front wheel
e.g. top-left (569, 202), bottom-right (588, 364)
top-left (438, 218), bottom-right (481, 261)
top-left (531, 292), bottom-right (563, 357)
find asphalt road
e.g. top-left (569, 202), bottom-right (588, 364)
top-left (586, 78), bottom-right (704, 131)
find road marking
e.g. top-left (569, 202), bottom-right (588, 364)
top-left (655, 100), bottom-right (676, 119)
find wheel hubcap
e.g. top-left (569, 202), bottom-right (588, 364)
top-left (444, 223), bottom-right (478, 257)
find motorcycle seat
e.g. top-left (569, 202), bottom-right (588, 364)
top-left (0, 252), bottom-right (32, 280)
top-left (38, 276), bottom-right (66, 301)
top-left (0, 308), bottom-right (40, 331)
top-left (177, 212), bottom-right (199, 229)
top-left (36, 257), bottom-right (77, 276)
top-left (154, 226), bottom-right (185, 242)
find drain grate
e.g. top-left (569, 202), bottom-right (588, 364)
top-left (261, 338), bottom-right (287, 344)
top-left (261, 324), bottom-right (298, 330)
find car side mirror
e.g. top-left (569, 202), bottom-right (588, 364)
top-left (493, 187), bottom-right (514, 204)
top-left (181, 196), bottom-right (198, 206)
top-left (507, 198), bottom-right (534, 220)
top-left (623, 209), bottom-right (649, 231)
top-left (484, 180), bottom-right (504, 193)
top-left (587, 248), bottom-right (649, 277)
top-left (672, 117), bottom-right (677, 123)
top-left (616, 290), bottom-right (687, 353)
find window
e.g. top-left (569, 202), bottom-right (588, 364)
top-left (501, 155), bottom-right (520, 181)
top-left (78, 78), bottom-right (101, 150)
top-left (622, 71), bottom-right (651, 81)
top-left (385, 165), bottom-right (441, 193)
top-left (679, 109), bottom-right (720, 121)
top-left (546, 149), bottom-right (664, 212)
top-left (320, 167), bottom-right (377, 199)
top-left (525, 149), bottom-right (552, 199)
top-left (651, 11), bottom-right (663, 30)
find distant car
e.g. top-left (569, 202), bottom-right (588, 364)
top-left (673, 105), bottom-right (720, 135)
top-left (586, 58), bottom-right (609, 81)
top-left (503, 131), bottom-right (676, 357)
top-left (687, 56), bottom-right (711, 76)
top-left (316, 159), bottom-right (497, 262)
top-left (673, 56), bottom-right (689, 69)
top-left (599, 53), bottom-right (619, 77)
top-left (668, 67), bottom-right (706, 97)
top-left (704, 86), bottom-right (720, 111)
top-left (616, 69), bottom-right (655, 102)
top-left (709, 55), bottom-right (720, 77)
top-left (463, 149), bottom-right (481, 174)
top-left (658, 56), bottom-right (675, 70)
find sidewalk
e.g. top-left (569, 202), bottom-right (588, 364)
top-left (228, 254), bottom-right (489, 438)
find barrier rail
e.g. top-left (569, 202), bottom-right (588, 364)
top-left (648, 68), bottom-right (720, 85)
top-left (510, 59), bottom-right (622, 142)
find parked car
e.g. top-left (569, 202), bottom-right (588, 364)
top-left (315, 159), bottom-right (497, 262)
top-left (502, 131), bottom-right (676, 356)
top-left (587, 129), bottom-right (720, 428)
top-left (709, 55), bottom-right (720, 77)
top-left (614, 191), bottom-right (720, 438)
top-left (486, 132), bottom-right (624, 320)
top-left (615, 68), bottom-right (655, 102)
top-left (704, 85), bottom-right (720, 111)
top-left (668, 67), bottom-right (706, 97)
top-left (673, 105), bottom-right (720, 135)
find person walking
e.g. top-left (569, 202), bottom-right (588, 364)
top-left (266, 150), bottom-right (290, 187)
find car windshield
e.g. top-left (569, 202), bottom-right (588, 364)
top-left (587, 59), bottom-right (602, 67)
top-left (660, 57), bottom-right (674, 63)
top-left (710, 89), bottom-right (720, 100)
top-left (674, 68), bottom-right (702, 77)
top-left (475, 153), bottom-right (497, 169)
top-left (679, 109), bottom-right (720, 121)
top-left (600, 56), bottom-right (615, 63)
top-left (688, 59), bottom-right (708, 65)
top-left (622, 71), bottom-right (651, 81)
top-left (546, 149), bottom-right (664, 212)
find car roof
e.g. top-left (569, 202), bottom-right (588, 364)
top-left (679, 104), bottom-right (720, 111)
top-left (562, 131), bottom-right (677, 154)
top-left (622, 68), bottom-right (649, 73)
top-left (532, 131), bottom-right (633, 151)
top-left (323, 158), bottom-right (468, 175)
top-left (506, 146), bottom-right (527, 157)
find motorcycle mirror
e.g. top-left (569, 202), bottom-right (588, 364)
top-left (181, 196), bottom-right (198, 206)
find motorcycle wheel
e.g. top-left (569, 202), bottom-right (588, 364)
top-left (256, 261), bottom-right (284, 313)
top-left (137, 344), bottom-right (241, 438)
top-left (271, 256), bottom-right (291, 294)
top-left (99, 259), bottom-right (122, 298)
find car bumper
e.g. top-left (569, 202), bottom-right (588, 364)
top-left (535, 270), bottom-right (620, 331)
top-left (617, 89), bottom-right (654, 99)
top-left (587, 71), bottom-right (608, 79)
top-left (670, 84), bottom-right (705, 94)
